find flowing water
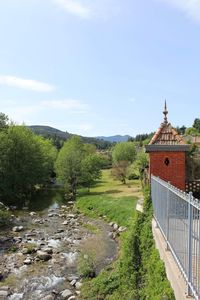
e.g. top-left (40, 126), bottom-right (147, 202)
top-left (0, 187), bottom-right (118, 300)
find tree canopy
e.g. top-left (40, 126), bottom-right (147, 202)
top-left (112, 142), bottom-right (136, 184)
top-left (0, 125), bottom-right (57, 206)
top-left (112, 142), bottom-right (136, 164)
top-left (193, 118), bottom-right (200, 132)
top-left (0, 112), bottom-right (9, 131)
top-left (55, 136), bottom-right (102, 200)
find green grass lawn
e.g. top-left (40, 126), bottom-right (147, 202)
top-left (77, 169), bottom-right (139, 227)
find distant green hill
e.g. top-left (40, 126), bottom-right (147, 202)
top-left (28, 125), bottom-right (112, 150)
top-left (29, 125), bottom-right (71, 140)
top-left (96, 135), bottom-right (132, 143)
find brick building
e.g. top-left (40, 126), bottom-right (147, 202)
top-left (145, 102), bottom-right (190, 191)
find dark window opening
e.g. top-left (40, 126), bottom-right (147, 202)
top-left (164, 158), bottom-right (170, 166)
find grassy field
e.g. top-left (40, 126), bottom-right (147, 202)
top-left (76, 170), bottom-right (175, 300)
top-left (77, 169), bottom-right (140, 227)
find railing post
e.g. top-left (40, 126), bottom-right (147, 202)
top-left (166, 182), bottom-right (170, 250)
top-left (187, 192), bottom-right (193, 296)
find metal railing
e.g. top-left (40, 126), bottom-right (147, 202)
top-left (151, 175), bottom-right (200, 300)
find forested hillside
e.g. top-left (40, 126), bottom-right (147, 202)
top-left (29, 125), bottom-right (112, 150)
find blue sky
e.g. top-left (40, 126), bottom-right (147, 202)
top-left (0, 0), bottom-right (200, 136)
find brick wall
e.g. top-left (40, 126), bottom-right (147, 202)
top-left (149, 151), bottom-right (186, 191)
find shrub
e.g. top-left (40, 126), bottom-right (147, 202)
top-left (78, 252), bottom-right (96, 278)
top-left (0, 210), bottom-right (11, 228)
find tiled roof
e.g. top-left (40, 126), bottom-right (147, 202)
top-left (149, 122), bottom-right (185, 145)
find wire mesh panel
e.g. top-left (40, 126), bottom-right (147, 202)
top-left (151, 176), bottom-right (200, 300)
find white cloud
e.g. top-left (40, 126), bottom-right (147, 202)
top-left (158, 0), bottom-right (200, 22)
top-left (0, 75), bottom-right (55, 92)
top-left (1, 99), bottom-right (89, 125)
top-left (41, 99), bottom-right (89, 113)
top-left (55, 0), bottom-right (91, 19)
top-left (54, 0), bottom-right (120, 21)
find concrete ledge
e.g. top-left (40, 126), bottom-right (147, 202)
top-left (152, 219), bottom-right (193, 300)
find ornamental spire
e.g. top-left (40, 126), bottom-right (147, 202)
top-left (163, 100), bottom-right (168, 124)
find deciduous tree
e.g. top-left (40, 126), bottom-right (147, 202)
top-left (0, 126), bottom-right (57, 206)
top-left (112, 142), bottom-right (136, 184)
top-left (55, 136), bottom-right (102, 199)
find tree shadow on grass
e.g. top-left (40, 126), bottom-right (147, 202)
top-left (78, 189), bottom-right (122, 197)
top-left (90, 189), bottom-right (122, 196)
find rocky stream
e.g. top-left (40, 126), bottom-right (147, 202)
top-left (0, 190), bottom-right (121, 300)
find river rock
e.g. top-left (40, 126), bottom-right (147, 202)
top-left (0, 288), bottom-right (9, 297)
top-left (37, 250), bottom-right (52, 261)
top-left (67, 276), bottom-right (79, 282)
top-left (59, 214), bottom-right (66, 218)
top-left (109, 222), bottom-right (114, 227)
top-left (22, 247), bottom-right (29, 255)
top-left (29, 212), bottom-right (37, 216)
top-left (60, 289), bottom-right (73, 299)
top-left (41, 295), bottom-right (55, 300)
top-left (67, 201), bottom-right (74, 205)
top-left (118, 226), bottom-right (127, 233)
top-left (112, 232), bottom-right (119, 239)
top-left (68, 296), bottom-right (76, 300)
top-left (62, 220), bottom-right (69, 225)
top-left (33, 218), bottom-right (44, 224)
top-left (13, 236), bottom-right (22, 243)
top-left (70, 279), bottom-right (76, 286)
top-left (48, 214), bottom-right (54, 217)
top-left (43, 247), bottom-right (53, 254)
top-left (25, 232), bottom-right (37, 238)
top-left (61, 205), bottom-right (67, 209)
top-left (57, 228), bottom-right (64, 233)
top-left (67, 214), bottom-right (75, 219)
top-left (113, 224), bottom-right (119, 231)
top-left (23, 258), bottom-right (32, 265)
top-left (75, 282), bottom-right (82, 290)
top-left (0, 286), bottom-right (9, 291)
top-left (12, 225), bottom-right (24, 232)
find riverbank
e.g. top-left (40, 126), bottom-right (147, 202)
top-left (76, 170), bottom-right (175, 300)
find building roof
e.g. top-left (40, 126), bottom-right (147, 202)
top-left (149, 122), bottom-right (185, 145)
top-left (149, 101), bottom-right (186, 146)
top-left (145, 102), bottom-right (190, 153)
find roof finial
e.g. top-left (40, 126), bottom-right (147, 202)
top-left (163, 100), bottom-right (168, 124)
